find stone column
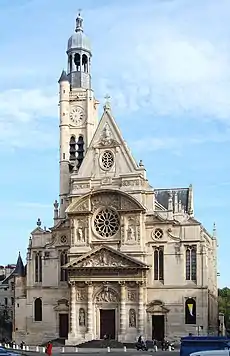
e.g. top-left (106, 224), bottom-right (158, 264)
top-left (87, 282), bottom-right (93, 336)
top-left (120, 282), bottom-right (126, 336)
top-left (70, 282), bottom-right (77, 336)
top-left (138, 282), bottom-right (144, 334)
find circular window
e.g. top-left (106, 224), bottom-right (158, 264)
top-left (94, 208), bottom-right (120, 238)
top-left (60, 235), bottom-right (67, 244)
top-left (154, 228), bottom-right (163, 239)
top-left (100, 150), bottom-right (114, 170)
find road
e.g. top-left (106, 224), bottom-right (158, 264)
top-left (15, 350), bottom-right (179, 356)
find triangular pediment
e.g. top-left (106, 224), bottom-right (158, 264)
top-left (75, 107), bottom-right (145, 179)
top-left (146, 301), bottom-right (169, 314)
top-left (30, 226), bottom-right (44, 235)
top-left (64, 245), bottom-right (149, 269)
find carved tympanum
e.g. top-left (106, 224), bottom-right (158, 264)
top-left (91, 193), bottom-right (120, 211)
top-left (95, 288), bottom-right (118, 303)
top-left (78, 250), bottom-right (129, 268)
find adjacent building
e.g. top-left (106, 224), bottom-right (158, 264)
top-left (13, 13), bottom-right (218, 345)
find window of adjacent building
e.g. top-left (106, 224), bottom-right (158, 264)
top-left (154, 247), bottom-right (164, 280)
top-left (11, 297), bottom-right (14, 305)
top-left (60, 251), bottom-right (68, 282)
top-left (34, 298), bottom-right (42, 321)
top-left (11, 281), bottom-right (15, 291)
top-left (4, 297), bottom-right (7, 306)
top-left (185, 298), bottom-right (196, 324)
top-left (35, 252), bottom-right (42, 283)
top-left (186, 246), bottom-right (197, 281)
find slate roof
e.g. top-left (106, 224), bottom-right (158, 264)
top-left (155, 188), bottom-right (190, 213)
top-left (1, 252), bottom-right (25, 285)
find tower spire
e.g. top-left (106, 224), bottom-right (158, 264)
top-left (75, 10), bottom-right (83, 32)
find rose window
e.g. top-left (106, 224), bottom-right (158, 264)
top-left (101, 150), bottom-right (114, 170)
top-left (154, 228), bottom-right (163, 239)
top-left (94, 208), bottom-right (120, 238)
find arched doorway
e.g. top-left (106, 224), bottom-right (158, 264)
top-left (94, 286), bottom-right (119, 340)
top-left (146, 300), bottom-right (169, 341)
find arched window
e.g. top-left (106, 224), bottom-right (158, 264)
top-left (185, 298), bottom-right (196, 324)
top-left (82, 54), bottom-right (88, 73)
top-left (74, 53), bottom-right (81, 71)
top-left (154, 247), bottom-right (164, 281)
top-left (35, 252), bottom-right (42, 283)
top-left (186, 246), bottom-right (197, 281)
top-left (77, 135), bottom-right (85, 169)
top-left (69, 136), bottom-right (76, 161)
top-left (60, 251), bottom-right (68, 282)
top-left (34, 298), bottom-right (42, 321)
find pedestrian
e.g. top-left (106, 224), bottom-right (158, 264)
top-left (153, 339), bottom-right (158, 352)
top-left (45, 341), bottom-right (53, 356)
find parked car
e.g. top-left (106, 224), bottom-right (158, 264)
top-left (0, 347), bottom-right (20, 356)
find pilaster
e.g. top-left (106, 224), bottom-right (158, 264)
top-left (118, 281), bottom-right (126, 341)
top-left (138, 282), bottom-right (144, 335)
top-left (85, 281), bottom-right (93, 340)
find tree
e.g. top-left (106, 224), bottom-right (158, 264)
top-left (218, 287), bottom-right (230, 331)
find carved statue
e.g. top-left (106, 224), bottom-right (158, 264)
top-left (99, 123), bottom-right (118, 146)
top-left (127, 226), bottom-right (135, 241)
top-left (129, 309), bottom-right (136, 327)
top-left (77, 227), bottom-right (85, 242)
top-left (96, 288), bottom-right (118, 303)
top-left (79, 308), bottom-right (85, 326)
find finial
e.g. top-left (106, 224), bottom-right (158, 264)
top-left (36, 218), bottom-right (41, 227)
top-left (75, 10), bottom-right (83, 32)
top-left (53, 200), bottom-right (59, 209)
top-left (213, 222), bottom-right (216, 238)
top-left (139, 159), bottom-right (144, 167)
top-left (103, 94), bottom-right (111, 111)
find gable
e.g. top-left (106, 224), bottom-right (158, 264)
top-left (64, 245), bottom-right (148, 269)
top-left (75, 106), bottom-right (145, 179)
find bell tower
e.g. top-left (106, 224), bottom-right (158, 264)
top-left (58, 13), bottom-right (99, 218)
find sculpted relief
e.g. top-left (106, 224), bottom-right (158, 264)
top-left (95, 288), bottom-right (119, 303)
top-left (77, 249), bottom-right (130, 268)
top-left (123, 215), bottom-right (140, 244)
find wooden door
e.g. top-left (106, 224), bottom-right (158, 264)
top-left (59, 313), bottom-right (69, 339)
top-left (100, 309), bottom-right (115, 339)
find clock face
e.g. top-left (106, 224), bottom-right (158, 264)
top-left (70, 106), bottom-right (85, 126)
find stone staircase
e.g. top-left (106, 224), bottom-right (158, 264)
top-left (77, 339), bottom-right (135, 348)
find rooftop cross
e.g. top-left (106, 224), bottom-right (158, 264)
top-left (104, 94), bottom-right (111, 111)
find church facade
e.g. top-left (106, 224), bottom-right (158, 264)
top-left (12, 14), bottom-right (218, 345)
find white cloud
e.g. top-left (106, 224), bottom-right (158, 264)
top-left (0, 88), bottom-right (57, 149)
top-left (132, 131), bottom-right (230, 152)
top-left (90, 0), bottom-right (230, 120)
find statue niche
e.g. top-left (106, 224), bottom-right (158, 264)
top-left (79, 308), bottom-right (86, 326)
top-left (129, 309), bottom-right (136, 328)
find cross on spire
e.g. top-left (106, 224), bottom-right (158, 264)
top-left (104, 94), bottom-right (111, 111)
top-left (104, 94), bottom-right (110, 101)
top-left (76, 10), bottom-right (83, 32)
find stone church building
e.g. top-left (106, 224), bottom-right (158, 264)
top-left (12, 14), bottom-right (218, 345)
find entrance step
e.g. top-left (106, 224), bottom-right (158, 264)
top-left (77, 340), bottom-right (136, 349)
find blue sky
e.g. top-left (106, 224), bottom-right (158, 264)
top-left (0, 0), bottom-right (229, 287)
